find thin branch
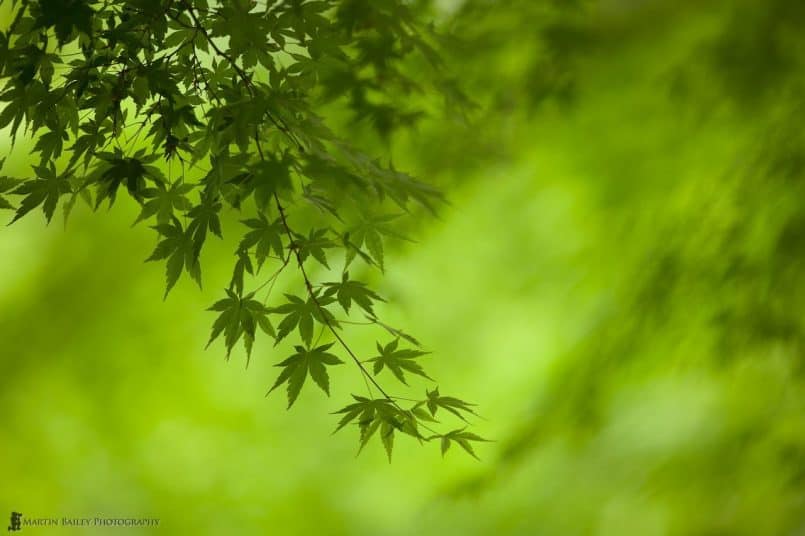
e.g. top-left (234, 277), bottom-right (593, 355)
top-left (176, 0), bottom-right (445, 439)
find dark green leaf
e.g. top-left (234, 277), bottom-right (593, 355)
top-left (323, 271), bottom-right (385, 314)
top-left (368, 339), bottom-right (432, 385)
top-left (267, 343), bottom-right (344, 407)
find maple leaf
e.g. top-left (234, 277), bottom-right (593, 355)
top-left (207, 288), bottom-right (273, 364)
top-left (344, 213), bottom-right (410, 271)
top-left (368, 339), bottom-right (432, 385)
top-left (322, 271), bottom-right (385, 315)
top-left (186, 191), bottom-right (224, 255)
top-left (93, 150), bottom-right (164, 209)
top-left (293, 228), bottom-right (335, 268)
top-left (439, 428), bottom-right (491, 460)
top-left (10, 163), bottom-right (71, 224)
top-left (239, 213), bottom-right (285, 269)
top-left (145, 217), bottom-right (202, 298)
top-left (332, 395), bottom-right (422, 461)
top-left (418, 387), bottom-right (478, 422)
top-left (267, 343), bottom-right (344, 408)
top-left (133, 180), bottom-right (194, 225)
top-left (270, 292), bottom-right (339, 346)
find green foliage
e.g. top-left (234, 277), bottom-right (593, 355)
top-left (271, 292), bottom-right (338, 346)
top-left (331, 390), bottom-right (485, 461)
top-left (439, 428), bottom-right (489, 461)
top-left (332, 395), bottom-right (419, 462)
top-left (268, 342), bottom-right (344, 407)
top-left (146, 217), bottom-right (202, 297)
top-left (3, 1), bottom-right (805, 531)
top-left (239, 212), bottom-right (284, 269)
top-left (420, 387), bottom-right (478, 422)
top-left (368, 339), bottom-right (431, 385)
top-left (0, 0), bottom-right (484, 459)
top-left (323, 270), bottom-right (384, 315)
top-left (206, 288), bottom-right (272, 362)
top-left (10, 161), bottom-right (70, 223)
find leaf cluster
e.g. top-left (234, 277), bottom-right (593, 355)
top-left (0, 0), bottom-right (484, 460)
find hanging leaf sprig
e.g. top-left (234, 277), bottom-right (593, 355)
top-left (0, 0), bottom-right (486, 460)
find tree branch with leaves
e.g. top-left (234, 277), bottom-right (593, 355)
top-left (0, 0), bottom-right (487, 460)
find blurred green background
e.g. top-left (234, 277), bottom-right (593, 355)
top-left (2, 0), bottom-right (804, 534)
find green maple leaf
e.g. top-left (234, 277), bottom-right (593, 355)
top-left (267, 343), bottom-right (344, 408)
top-left (322, 271), bottom-right (385, 315)
top-left (207, 288), bottom-right (273, 363)
top-left (67, 120), bottom-right (105, 171)
top-left (439, 428), bottom-right (491, 460)
top-left (333, 395), bottom-right (421, 461)
top-left (419, 387), bottom-right (478, 422)
top-left (239, 213), bottom-right (285, 269)
top-left (293, 228), bottom-right (335, 268)
top-left (145, 217), bottom-right (202, 298)
top-left (186, 191), bottom-right (224, 255)
top-left (368, 339), bottom-right (432, 385)
top-left (33, 130), bottom-right (69, 163)
top-left (133, 180), bottom-right (194, 225)
top-left (93, 150), bottom-right (164, 209)
top-left (271, 292), bottom-right (339, 346)
top-left (10, 163), bottom-right (71, 224)
top-left (344, 213), bottom-right (409, 271)
top-left (333, 396), bottom-right (395, 451)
